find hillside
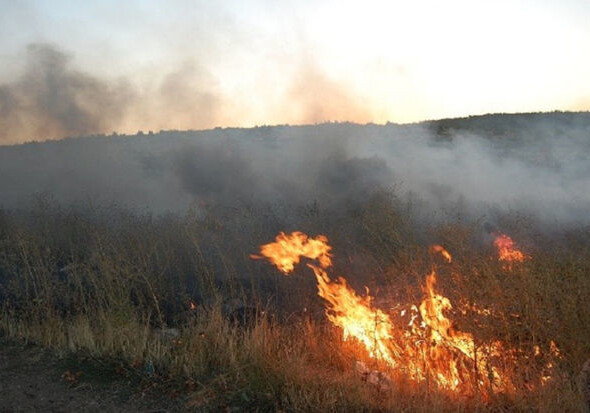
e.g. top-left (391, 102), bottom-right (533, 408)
top-left (1, 111), bottom-right (589, 225)
top-left (1, 112), bottom-right (589, 411)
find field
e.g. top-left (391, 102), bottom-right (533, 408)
top-left (1, 191), bottom-right (589, 411)
top-left (1, 0), bottom-right (589, 406)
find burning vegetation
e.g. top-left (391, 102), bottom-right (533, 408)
top-left (493, 232), bottom-right (529, 267)
top-left (253, 231), bottom-right (560, 396)
top-left (0, 197), bottom-right (588, 411)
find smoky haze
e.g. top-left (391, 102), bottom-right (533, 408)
top-left (0, 44), bottom-right (225, 144)
top-left (0, 44), bottom-right (134, 144)
top-left (0, 112), bottom-right (589, 227)
top-left (0, 44), bottom-right (371, 144)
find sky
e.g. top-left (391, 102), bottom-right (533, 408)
top-left (1, 0), bottom-right (589, 142)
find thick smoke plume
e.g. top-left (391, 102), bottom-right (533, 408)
top-left (0, 44), bottom-right (133, 145)
top-left (0, 112), bottom-right (589, 227)
top-left (0, 44), bottom-right (369, 144)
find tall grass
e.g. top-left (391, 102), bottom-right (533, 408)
top-left (0, 195), bottom-right (588, 411)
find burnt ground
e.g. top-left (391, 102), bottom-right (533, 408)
top-left (0, 338), bottom-right (185, 412)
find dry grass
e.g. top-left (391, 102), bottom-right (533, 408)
top-left (0, 195), bottom-right (589, 411)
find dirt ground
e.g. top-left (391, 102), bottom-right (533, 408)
top-left (0, 338), bottom-right (184, 412)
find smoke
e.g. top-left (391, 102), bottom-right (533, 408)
top-left (118, 60), bottom-right (225, 134)
top-left (0, 44), bottom-right (229, 144)
top-left (154, 61), bottom-right (221, 130)
top-left (1, 46), bottom-right (589, 227)
top-left (0, 113), bottom-right (589, 228)
top-left (0, 44), bottom-right (134, 144)
top-left (0, 43), bottom-right (382, 144)
top-left (366, 113), bottom-right (590, 224)
top-left (174, 140), bottom-right (257, 202)
top-left (285, 63), bottom-right (372, 124)
top-left (0, 44), bottom-right (378, 144)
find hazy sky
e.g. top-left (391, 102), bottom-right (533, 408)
top-left (1, 0), bottom-right (589, 140)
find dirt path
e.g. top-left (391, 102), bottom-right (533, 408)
top-left (0, 338), bottom-right (182, 412)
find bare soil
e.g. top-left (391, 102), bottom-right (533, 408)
top-left (0, 338), bottom-right (184, 412)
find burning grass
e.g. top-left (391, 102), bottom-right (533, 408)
top-left (252, 231), bottom-right (563, 397)
top-left (0, 196), bottom-right (589, 411)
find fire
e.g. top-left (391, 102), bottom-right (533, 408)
top-left (308, 263), bottom-right (400, 367)
top-left (430, 244), bottom-right (452, 263)
top-left (418, 271), bottom-right (507, 390)
top-left (253, 231), bottom-right (557, 395)
top-left (493, 233), bottom-right (528, 265)
top-left (250, 231), bottom-right (332, 273)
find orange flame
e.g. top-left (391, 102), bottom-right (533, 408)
top-left (250, 231), bottom-right (332, 273)
top-left (418, 271), bottom-right (508, 390)
top-left (493, 233), bottom-right (528, 265)
top-left (253, 232), bottom-right (556, 394)
top-left (309, 263), bottom-right (401, 367)
top-left (430, 244), bottom-right (452, 263)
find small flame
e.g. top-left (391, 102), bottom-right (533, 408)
top-left (493, 233), bottom-right (529, 266)
top-left (430, 244), bottom-right (452, 263)
top-left (250, 231), bottom-right (332, 273)
top-left (189, 300), bottom-right (196, 310)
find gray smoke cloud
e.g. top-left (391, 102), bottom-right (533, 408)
top-left (354, 114), bottom-right (590, 224)
top-left (0, 112), bottom-right (589, 227)
top-left (0, 44), bottom-right (134, 144)
top-left (0, 44), bottom-right (231, 144)
top-left (0, 44), bottom-right (374, 144)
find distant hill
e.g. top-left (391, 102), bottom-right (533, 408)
top-left (422, 111), bottom-right (590, 139)
top-left (1, 112), bottom-right (589, 224)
